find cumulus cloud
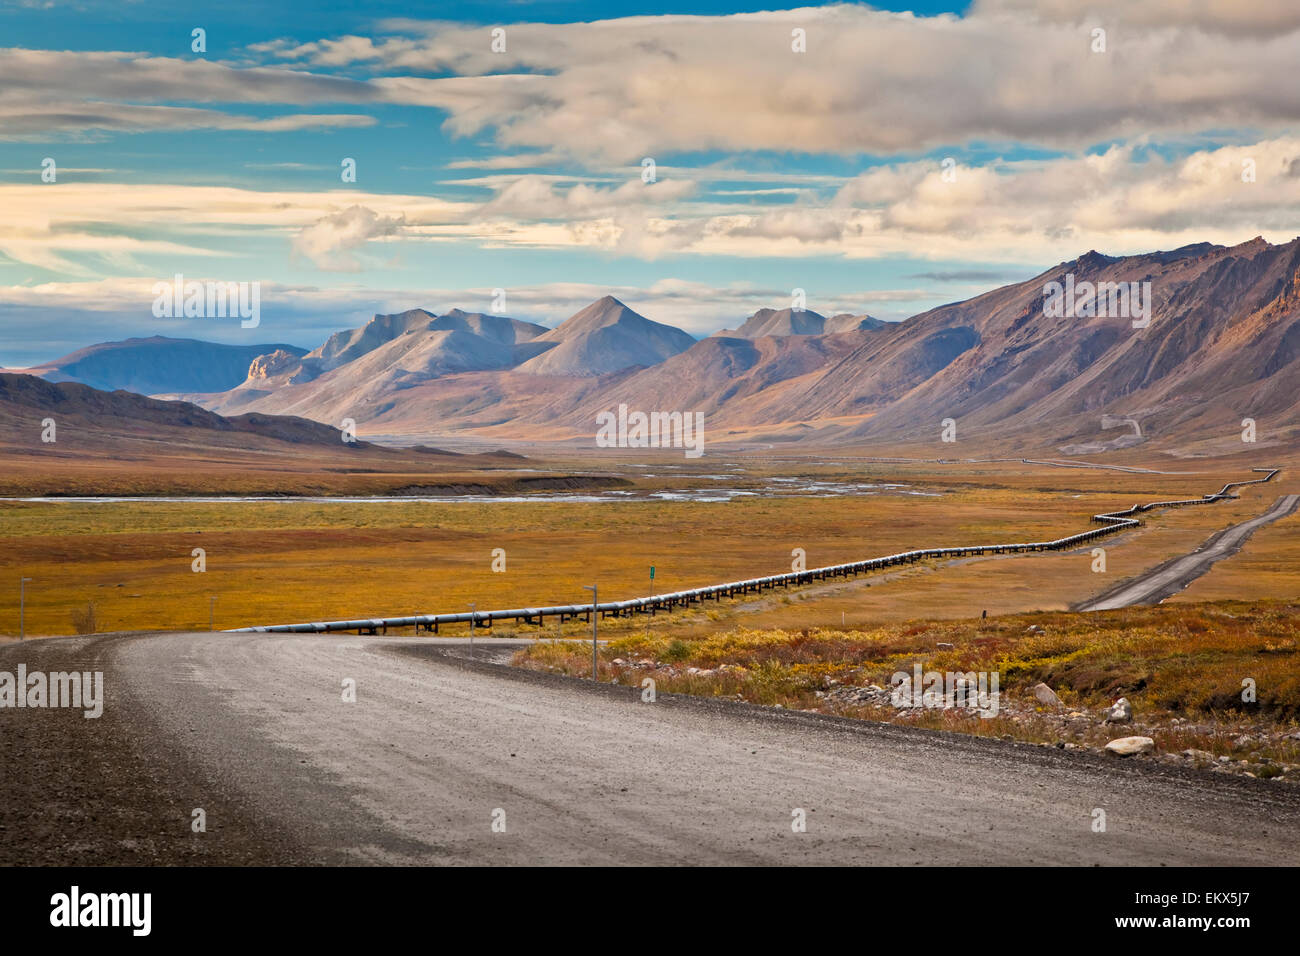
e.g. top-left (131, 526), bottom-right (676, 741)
top-left (13, 7), bottom-right (1300, 155)
top-left (972, 0), bottom-right (1300, 37)
top-left (291, 206), bottom-right (407, 272)
top-left (829, 138), bottom-right (1300, 254)
top-left (433, 137), bottom-right (1300, 262)
top-left (256, 7), bottom-right (1300, 161)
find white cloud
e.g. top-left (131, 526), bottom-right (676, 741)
top-left (292, 206), bottom-right (407, 272)
top-left (476, 175), bottom-right (695, 220)
top-left (0, 183), bottom-right (468, 273)
top-left (467, 137), bottom-right (1300, 262)
top-left (5, 135), bottom-right (1300, 272)
top-left (10, 7), bottom-right (1300, 156)
top-left (973, 0), bottom-right (1300, 37)
top-left (259, 7), bottom-right (1300, 161)
top-left (0, 49), bottom-right (381, 138)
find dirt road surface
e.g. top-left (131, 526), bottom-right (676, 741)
top-left (3, 632), bottom-right (1299, 865)
top-left (1078, 494), bottom-right (1300, 611)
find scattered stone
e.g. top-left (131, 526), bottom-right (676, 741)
top-left (1182, 748), bottom-right (1216, 763)
top-left (1103, 698), bottom-right (1133, 724)
top-left (1105, 736), bottom-right (1155, 757)
top-left (823, 683), bottom-right (892, 706)
top-left (1031, 682), bottom-right (1063, 707)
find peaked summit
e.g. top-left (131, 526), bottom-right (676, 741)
top-left (516, 296), bottom-right (697, 376)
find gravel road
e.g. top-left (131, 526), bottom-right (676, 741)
top-left (3, 631), bottom-right (1299, 865)
top-left (1078, 493), bottom-right (1300, 611)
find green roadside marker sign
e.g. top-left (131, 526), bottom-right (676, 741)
top-left (650, 566), bottom-right (655, 580)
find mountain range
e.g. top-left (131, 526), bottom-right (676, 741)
top-left (712, 307), bottom-right (885, 339)
top-left (13, 237), bottom-right (1300, 454)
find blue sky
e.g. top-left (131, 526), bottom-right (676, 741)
top-left (1, 0), bottom-right (1297, 365)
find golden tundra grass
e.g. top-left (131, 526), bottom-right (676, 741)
top-left (0, 459), bottom-right (1291, 636)
top-left (515, 601), bottom-right (1300, 765)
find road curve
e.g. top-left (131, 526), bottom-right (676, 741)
top-left (1078, 494), bottom-right (1300, 612)
top-left (5, 631), bottom-right (1299, 865)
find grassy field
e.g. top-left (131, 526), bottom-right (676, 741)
top-left (0, 456), bottom-right (1294, 637)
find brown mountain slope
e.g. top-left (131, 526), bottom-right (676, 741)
top-left (0, 372), bottom-right (549, 496)
top-left (0, 372), bottom-right (369, 450)
top-left (817, 237), bottom-right (1300, 452)
top-left (515, 296), bottom-right (696, 376)
top-left (529, 330), bottom-right (882, 433)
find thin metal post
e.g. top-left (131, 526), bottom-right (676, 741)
top-left (582, 585), bottom-right (597, 680)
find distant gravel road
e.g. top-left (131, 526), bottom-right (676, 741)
top-left (1078, 494), bottom-right (1300, 612)
top-left (4, 631), bottom-right (1300, 865)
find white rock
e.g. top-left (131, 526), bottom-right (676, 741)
top-left (1105, 736), bottom-right (1155, 757)
top-left (1103, 697), bottom-right (1133, 723)
top-left (1031, 682), bottom-right (1063, 707)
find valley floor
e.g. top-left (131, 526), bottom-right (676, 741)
top-left (3, 451), bottom-right (1297, 639)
